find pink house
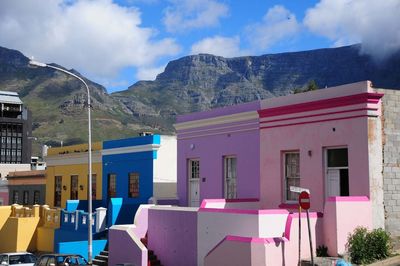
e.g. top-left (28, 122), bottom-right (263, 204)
top-left (176, 81), bottom-right (399, 233)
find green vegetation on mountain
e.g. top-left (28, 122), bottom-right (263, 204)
top-left (0, 45), bottom-right (399, 156)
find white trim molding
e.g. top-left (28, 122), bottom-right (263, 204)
top-left (102, 144), bottom-right (161, 156)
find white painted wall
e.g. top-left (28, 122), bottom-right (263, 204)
top-left (153, 136), bottom-right (177, 199)
top-left (0, 163), bottom-right (30, 178)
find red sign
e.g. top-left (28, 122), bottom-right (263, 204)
top-left (299, 191), bottom-right (310, 210)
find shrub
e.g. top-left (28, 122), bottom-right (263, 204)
top-left (346, 227), bottom-right (391, 265)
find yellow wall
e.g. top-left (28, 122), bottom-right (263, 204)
top-left (46, 162), bottom-right (102, 208)
top-left (47, 142), bottom-right (102, 156)
top-left (0, 206), bottom-right (11, 229)
top-left (46, 142), bottom-right (103, 208)
top-left (37, 227), bottom-right (55, 252)
top-left (0, 217), bottom-right (40, 253)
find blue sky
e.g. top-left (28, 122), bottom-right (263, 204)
top-left (0, 0), bottom-right (399, 93)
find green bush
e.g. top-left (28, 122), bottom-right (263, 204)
top-left (346, 227), bottom-right (391, 265)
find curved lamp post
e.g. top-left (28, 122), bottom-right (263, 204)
top-left (29, 60), bottom-right (94, 264)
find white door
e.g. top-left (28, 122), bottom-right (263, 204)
top-left (188, 159), bottom-right (200, 207)
top-left (327, 169), bottom-right (340, 197)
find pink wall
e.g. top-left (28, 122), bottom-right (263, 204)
top-left (148, 207), bottom-right (198, 266)
top-left (259, 82), bottom-right (382, 212)
top-left (260, 117), bottom-right (370, 212)
top-left (204, 213), bottom-right (318, 266)
top-left (323, 196), bottom-right (372, 256)
top-left (0, 191), bottom-right (8, 206)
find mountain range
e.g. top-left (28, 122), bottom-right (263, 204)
top-left (0, 44), bottom-right (399, 155)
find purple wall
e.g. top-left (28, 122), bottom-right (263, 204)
top-left (176, 101), bottom-right (261, 206)
top-left (148, 208), bottom-right (198, 266)
top-left (177, 127), bottom-right (260, 206)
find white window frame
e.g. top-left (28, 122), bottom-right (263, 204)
top-left (224, 156), bottom-right (237, 199)
top-left (283, 151), bottom-right (300, 203)
top-left (324, 146), bottom-right (349, 198)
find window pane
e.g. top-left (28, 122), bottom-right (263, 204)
top-left (327, 148), bottom-right (348, 167)
top-left (34, 191), bottom-right (40, 204)
top-left (108, 174), bottom-right (116, 198)
top-left (189, 160), bottom-right (200, 179)
top-left (54, 176), bottom-right (62, 207)
top-left (224, 157), bottom-right (237, 199)
top-left (128, 173), bottom-right (139, 198)
top-left (92, 174), bottom-right (96, 199)
top-left (23, 191), bottom-right (29, 205)
top-left (285, 152), bottom-right (300, 201)
top-left (70, 175), bottom-right (78, 200)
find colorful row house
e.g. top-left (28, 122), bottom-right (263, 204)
top-left (175, 81), bottom-right (398, 235)
top-left (45, 134), bottom-right (177, 223)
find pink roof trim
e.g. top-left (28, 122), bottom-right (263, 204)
top-left (199, 198), bottom-right (259, 208)
top-left (258, 92), bottom-right (383, 118)
top-left (327, 196), bottom-right (370, 202)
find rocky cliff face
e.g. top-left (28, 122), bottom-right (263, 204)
top-left (0, 44), bottom-right (399, 154)
top-left (113, 44), bottom-right (400, 128)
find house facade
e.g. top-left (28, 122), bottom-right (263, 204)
top-left (7, 170), bottom-right (46, 205)
top-left (175, 81), bottom-right (398, 233)
top-left (45, 135), bottom-right (177, 215)
top-left (102, 134), bottom-right (177, 223)
top-left (45, 142), bottom-right (103, 208)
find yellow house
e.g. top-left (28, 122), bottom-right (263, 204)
top-left (45, 142), bottom-right (102, 208)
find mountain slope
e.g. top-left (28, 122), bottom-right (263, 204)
top-left (113, 45), bottom-right (400, 132)
top-left (0, 44), bottom-right (399, 155)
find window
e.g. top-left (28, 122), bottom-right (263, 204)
top-left (128, 173), bottom-right (140, 198)
top-left (54, 176), bottom-right (62, 207)
top-left (23, 191), bottom-right (29, 205)
top-left (13, 191), bottom-right (19, 204)
top-left (326, 148), bottom-right (349, 197)
top-left (189, 160), bottom-right (200, 180)
top-left (34, 190), bottom-right (40, 204)
top-left (70, 175), bottom-right (78, 200)
top-left (92, 174), bottom-right (96, 199)
top-left (108, 174), bottom-right (116, 198)
top-left (284, 152), bottom-right (300, 202)
top-left (224, 156), bottom-right (237, 199)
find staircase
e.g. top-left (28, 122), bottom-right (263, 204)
top-left (92, 247), bottom-right (109, 266)
top-left (141, 234), bottom-right (163, 266)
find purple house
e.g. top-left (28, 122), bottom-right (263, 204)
top-left (175, 101), bottom-right (261, 207)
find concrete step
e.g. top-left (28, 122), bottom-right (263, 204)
top-left (100, 251), bottom-right (109, 256)
top-left (92, 258), bottom-right (107, 266)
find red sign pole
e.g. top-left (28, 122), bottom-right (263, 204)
top-left (298, 205), bottom-right (302, 266)
top-left (299, 191), bottom-right (313, 265)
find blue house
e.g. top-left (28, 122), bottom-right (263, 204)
top-left (102, 134), bottom-right (177, 224)
top-left (51, 134), bottom-right (177, 260)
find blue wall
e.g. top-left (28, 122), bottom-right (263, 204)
top-left (102, 135), bottom-right (160, 224)
top-left (56, 240), bottom-right (107, 261)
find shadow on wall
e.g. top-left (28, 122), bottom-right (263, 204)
top-left (107, 198), bottom-right (140, 226)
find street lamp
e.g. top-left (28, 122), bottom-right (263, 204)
top-left (29, 59), bottom-right (94, 264)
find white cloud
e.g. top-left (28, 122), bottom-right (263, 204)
top-left (0, 0), bottom-right (181, 79)
top-left (136, 65), bottom-right (166, 80)
top-left (246, 5), bottom-right (300, 51)
top-left (304, 0), bottom-right (400, 60)
top-left (190, 36), bottom-right (247, 57)
top-left (163, 0), bottom-right (229, 33)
